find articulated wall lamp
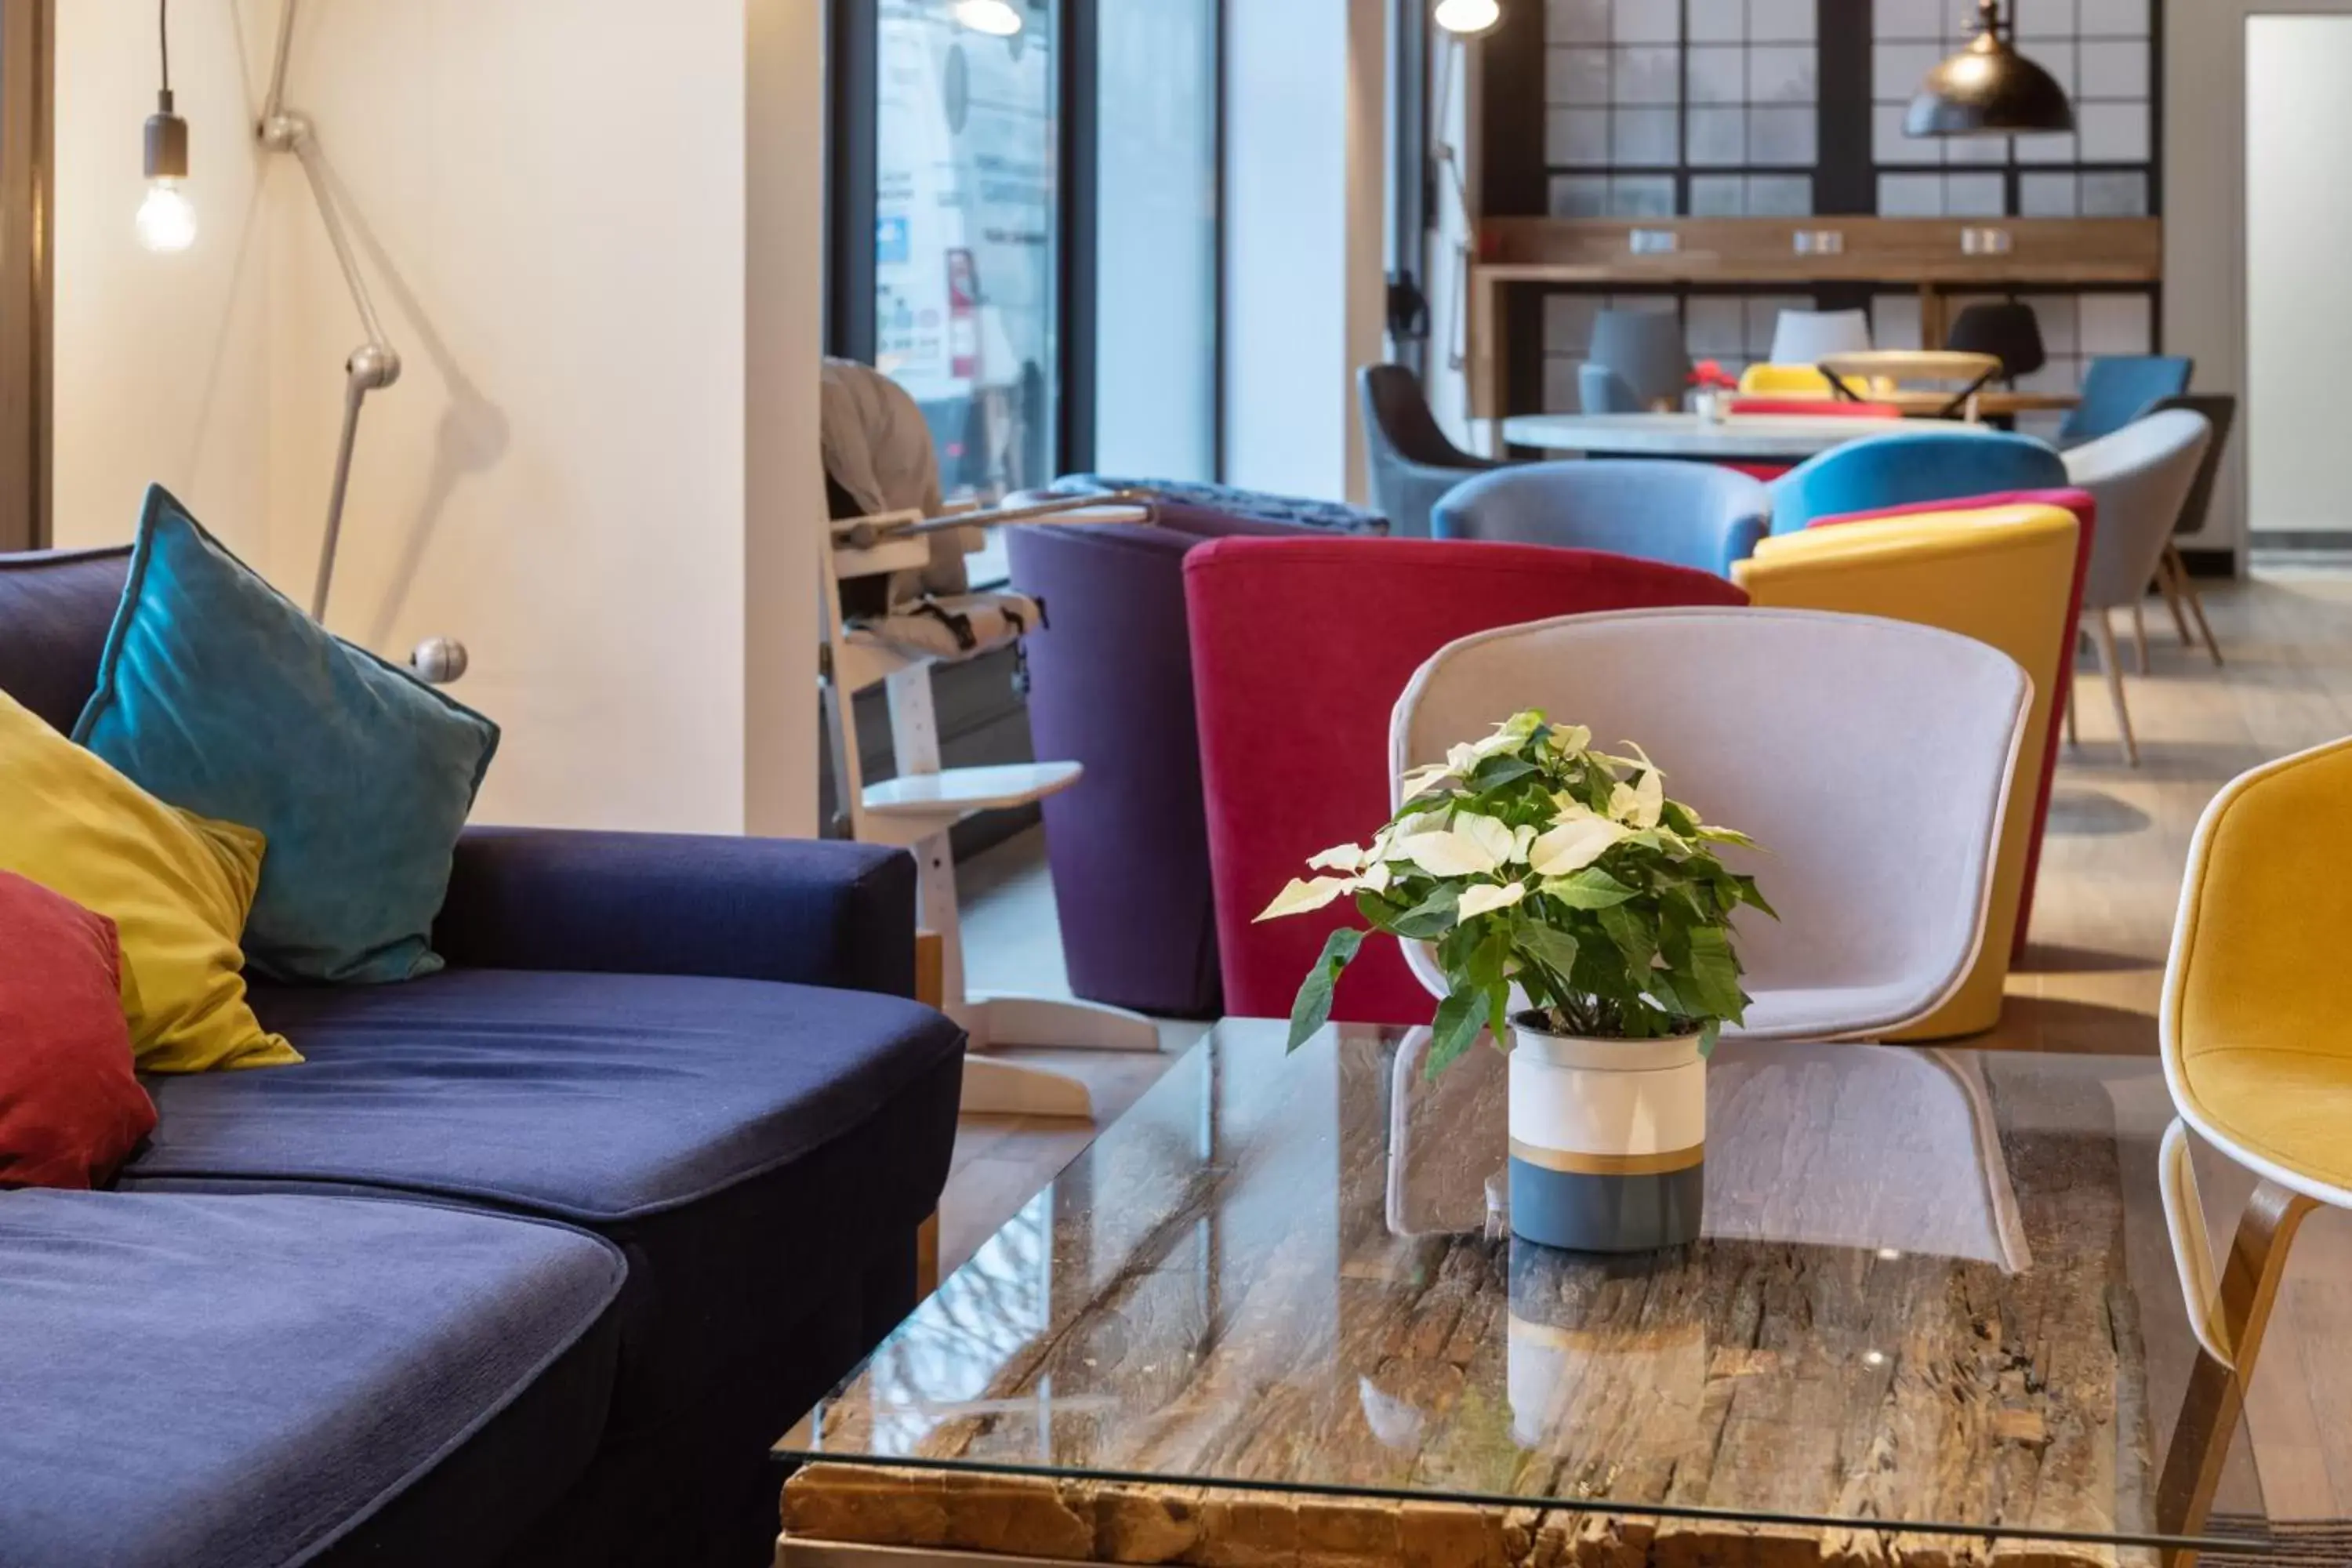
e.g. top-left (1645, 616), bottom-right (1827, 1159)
top-left (258, 1), bottom-right (466, 682)
top-left (259, 0), bottom-right (402, 626)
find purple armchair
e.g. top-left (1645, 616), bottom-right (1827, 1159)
top-left (1006, 507), bottom-right (1324, 1016)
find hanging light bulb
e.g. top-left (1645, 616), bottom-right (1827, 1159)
top-left (953, 0), bottom-right (1022, 37)
top-left (138, 1), bottom-right (194, 252)
top-left (1433, 0), bottom-right (1502, 37)
top-left (136, 177), bottom-right (198, 253)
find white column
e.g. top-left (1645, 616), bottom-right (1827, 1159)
top-left (1219, 0), bottom-right (1390, 505)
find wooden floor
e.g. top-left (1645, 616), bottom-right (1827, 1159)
top-left (951, 566), bottom-right (2352, 1523)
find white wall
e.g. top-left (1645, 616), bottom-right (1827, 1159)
top-left (1220, 0), bottom-right (1387, 503)
top-left (2165, 0), bottom-right (2352, 560)
top-left (2245, 15), bottom-right (2352, 535)
top-left (54, 0), bottom-right (821, 837)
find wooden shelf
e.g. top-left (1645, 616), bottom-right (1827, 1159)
top-left (1466, 216), bottom-right (2163, 419)
top-left (1474, 216), bottom-right (2161, 284)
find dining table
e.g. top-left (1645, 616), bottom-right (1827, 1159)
top-left (1500, 410), bottom-right (2001, 462)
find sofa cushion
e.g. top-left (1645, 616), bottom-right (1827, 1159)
top-left (0, 546), bottom-right (130, 732)
top-left (0, 1189), bottom-right (624, 1568)
top-left (0, 688), bottom-right (296, 1073)
top-left (75, 488), bottom-right (501, 985)
top-left (122, 968), bottom-right (966, 1433)
top-left (0, 873), bottom-right (157, 1188)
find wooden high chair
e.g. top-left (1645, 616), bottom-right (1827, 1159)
top-left (820, 495), bottom-right (1162, 1120)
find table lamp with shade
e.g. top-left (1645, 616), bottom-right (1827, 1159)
top-left (135, 0), bottom-right (466, 685)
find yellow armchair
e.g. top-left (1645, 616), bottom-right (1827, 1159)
top-left (2152, 735), bottom-right (2352, 1548)
top-left (1733, 503), bottom-right (2080, 1038)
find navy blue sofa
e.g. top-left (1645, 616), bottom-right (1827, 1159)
top-left (0, 546), bottom-right (966, 1568)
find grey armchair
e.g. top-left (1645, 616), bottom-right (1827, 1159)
top-left (1576, 363), bottom-right (1646, 413)
top-left (2143, 392), bottom-right (2237, 667)
top-left (1357, 364), bottom-right (1499, 539)
top-left (2060, 408), bottom-right (2214, 765)
top-left (1582, 308), bottom-right (1690, 410)
top-left (1431, 459), bottom-right (1770, 579)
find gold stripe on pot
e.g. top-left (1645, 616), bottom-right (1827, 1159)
top-left (1508, 1138), bottom-right (1705, 1177)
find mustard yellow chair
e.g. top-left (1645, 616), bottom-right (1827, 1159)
top-left (1737, 363), bottom-right (1900, 400)
top-left (1738, 362), bottom-right (1835, 397)
top-left (2154, 735), bottom-right (2352, 1548)
top-left (1733, 503), bottom-right (2079, 1037)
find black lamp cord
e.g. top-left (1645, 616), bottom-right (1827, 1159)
top-left (158, 0), bottom-right (172, 106)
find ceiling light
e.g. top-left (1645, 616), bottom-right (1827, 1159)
top-left (953, 0), bottom-right (1023, 37)
top-left (1433, 0), bottom-right (1502, 37)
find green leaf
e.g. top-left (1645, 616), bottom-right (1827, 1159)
top-left (1468, 753), bottom-right (1539, 792)
top-left (1512, 919), bottom-right (1581, 989)
top-left (1595, 904), bottom-right (1657, 970)
top-left (1682, 924), bottom-right (1746, 1020)
top-left (1698, 1017), bottom-right (1721, 1058)
top-left (1387, 885), bottom-right (1463, 941)
top-left (1732, 873), bottom-right (1779, 919)
top-left (1425, 985), bottom-right (1488, 1076)
top-left (1539, 867), bottom-right (1639, 909)
top-left (1287, 927), bottom-right (1365, 1051)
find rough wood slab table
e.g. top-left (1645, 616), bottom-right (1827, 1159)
top-left (776, 1024), bottom-right (2294, 1567)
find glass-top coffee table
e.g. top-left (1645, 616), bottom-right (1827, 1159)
top-left (779, 1022), bottom-right (2296, 1565)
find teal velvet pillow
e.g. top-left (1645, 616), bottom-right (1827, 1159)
top-left (74, 486), bottom-right (499, 984)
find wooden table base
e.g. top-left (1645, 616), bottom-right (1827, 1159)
top-left (780, 1464), bottom-right (2151, 1566)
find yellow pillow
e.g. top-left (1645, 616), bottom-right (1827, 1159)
top-left (0, 688), bottom-right (297, 1072)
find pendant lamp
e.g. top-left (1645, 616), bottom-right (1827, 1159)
top-left (1904, 0), bottom-right (2074, 137)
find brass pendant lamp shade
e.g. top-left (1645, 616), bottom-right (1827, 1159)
top-left (1904, 0), bottom-right (2074, 137)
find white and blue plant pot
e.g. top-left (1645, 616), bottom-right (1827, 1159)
top-left (1507, 1022), bottom-right (1705, 1253)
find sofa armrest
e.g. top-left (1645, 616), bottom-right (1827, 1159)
top-left (432, 827), bottom-right (916, 997)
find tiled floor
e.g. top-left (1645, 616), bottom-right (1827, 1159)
top-left (949, 568), bottom-right (2352, 1519)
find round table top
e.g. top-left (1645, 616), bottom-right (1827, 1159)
top-left (1501, 411), bottom-right (1991, 459)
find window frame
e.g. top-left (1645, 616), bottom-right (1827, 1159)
top-left (826, 0), bottom-right (1228, 487)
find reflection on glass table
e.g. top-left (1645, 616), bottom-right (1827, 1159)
top-left (779, 1021), bottom-right (2297, 1563)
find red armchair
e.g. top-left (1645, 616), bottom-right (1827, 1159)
top-left (1811, 487), bottom-right (2095, 962)
top-left (1185, 537), bottom-right (1749, 1025)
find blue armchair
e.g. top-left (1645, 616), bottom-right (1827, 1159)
top-left (1767, 430), bottom-right (2069, 535)
top-left (1432, 459), bottom-right (1771, 578)
top-left (2057, 355), bottom-right (2193, 449)
top-left (0, 545), bottom-right (961, 1568)
top-left (1358, 363), bottom-right (1500, 538)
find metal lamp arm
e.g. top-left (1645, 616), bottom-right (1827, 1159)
top-left (259, 0), bottom-right (401, 622)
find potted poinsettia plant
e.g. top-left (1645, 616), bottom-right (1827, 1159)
top-left (1256, 710), bottom-right (1772, 1252)
top-left (1687, 358), bottom-right (1738, 423)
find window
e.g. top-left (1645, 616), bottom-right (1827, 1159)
top-left (833, 0), bottom-right (1222, 510)
top-left (1091, 0), bottom-right (1219, 480)
top-left (1544, 0), bottom-right (1818, 219)
top-left (871, 0), bottom-right (1060, 502)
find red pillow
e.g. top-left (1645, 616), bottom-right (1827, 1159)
top-left (0, 872), bottom-right (158, 1188)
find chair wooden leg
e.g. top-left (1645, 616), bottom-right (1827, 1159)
top-left (2155, 552), bottom-right (2195, 644)
top-left (2090, 611), bottom-right (2139, 766)
top-left (2168, 545), bottom-right (2225, 668)
top-left (915, 1210), bottom-right (941, 1299)
top-left (2132, 600), bottom-right (2151, 676)
top-left (2065, 666), bottom-right (2080, 746)
top-left (2156, 1180), bottom-right (2321, 1567)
